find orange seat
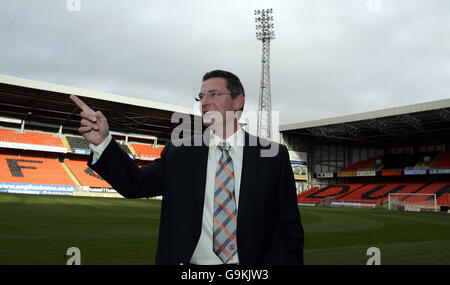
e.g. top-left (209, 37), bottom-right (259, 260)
top-left (0, 128), bottom-right (64, 148)
top-left (298, 182), bottom-right (449, 206)
top-left (431, 151), bottom-right (450, 168)
top-left (342, 156), bottom-right (381, 172)
top-left (131, 143), bottom-right (163, 159)
top-left (64, 158), bottom-right (112, 188)
top-left (0, 153), bottom-right (74, 185)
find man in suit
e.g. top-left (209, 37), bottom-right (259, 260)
top-left (70, 70), bottom-right (304, 265)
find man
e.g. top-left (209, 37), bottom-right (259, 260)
top-left (70, 70), bottom-right (304, 265)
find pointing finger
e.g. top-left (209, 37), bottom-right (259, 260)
top-left (70, 95), bottom-right (95, 114)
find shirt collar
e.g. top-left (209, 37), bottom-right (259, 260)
top-left (209, 126), bottom-right (244, 149)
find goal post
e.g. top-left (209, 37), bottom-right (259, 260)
top-left (388, 193), bottom-right (438, 212)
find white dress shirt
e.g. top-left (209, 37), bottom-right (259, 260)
top-left (89, 127), bottom-right (244, 265)
top-left (189, 127), bottom-right (243, 265)
top-left (89, 133), bottom-right (112, 164)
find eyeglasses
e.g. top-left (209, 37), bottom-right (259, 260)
top-left (195, 91), bottom-right (231, 102)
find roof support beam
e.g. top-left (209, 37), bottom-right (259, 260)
top-left (398, 114), bottom-right (423, 131)
top-left (436, 109), bottom-right (450, 121)
top-left (365, 119), bottom-right (396, 135)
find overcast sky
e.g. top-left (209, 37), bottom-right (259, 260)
top-left (1, 0), bottom-right (449, 125)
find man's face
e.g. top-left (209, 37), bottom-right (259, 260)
top-left (200, 77), bottom-right (244, 127)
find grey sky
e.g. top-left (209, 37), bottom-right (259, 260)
top-left (1, 0), bottom-right (449, 125)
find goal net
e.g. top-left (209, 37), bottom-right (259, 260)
top-left (387, 193), bottom-right (438, 212)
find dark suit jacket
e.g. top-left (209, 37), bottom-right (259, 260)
top-left (88, 131), bottom-right (304, 265)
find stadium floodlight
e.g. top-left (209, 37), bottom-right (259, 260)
top-left (388, 193), bottom-right (438, 212)
top-left (254, 8), bottom-right (275, 140)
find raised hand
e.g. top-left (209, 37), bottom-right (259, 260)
top-left (70, 95), bottom-right (110, 146)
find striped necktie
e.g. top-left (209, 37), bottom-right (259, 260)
top-left (213, 143), bottom-right (238, 263)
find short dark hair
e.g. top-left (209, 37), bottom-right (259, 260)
top-left (202, 70), bottom-right (245, 99)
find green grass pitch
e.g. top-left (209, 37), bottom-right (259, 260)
top-left (0, 193), bottom-right (449, 265)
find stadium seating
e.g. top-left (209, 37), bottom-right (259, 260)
top-left (66, 135), bottom-right (133, 157)
top-left (0, 128), bottom-right (64, 147)
top-left (66, 136), bottom-right (90, 150)
top-left (0, 153), bottom-right (75, 185)
top-left (342, 152), bottom-right (444, 173)
top-left (298, 182), bottom-right (450, 206)
top-left (411, 182), bottom-right (450, 206)
top-left (64, 158), bottom-right (111, 188)
top-left (0, 128), bottom-right (157, 190)
top-left (342, 156), bottom-right (380, 172)
top-left (297, 184), bottom-right (364, 204)
top-left (430, 151), bottom-right (450, 169)
top-left (408, 152), bottom-right (441, 170)
top-left (131, 143), bottom-right (163, 159)
top-left (340, 182), bottom-right (426, 203)
top-left (381, 154), bottom-right (417, 170)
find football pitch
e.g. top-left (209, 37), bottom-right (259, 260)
top-left (0, 193), bottom-right (449, 265)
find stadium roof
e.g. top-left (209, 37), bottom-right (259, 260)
top-left (0, 74), bottom-right (196, 143)
top-left (279, 98), bottom-right (450, 145)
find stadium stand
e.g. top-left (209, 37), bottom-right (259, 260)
top-left (66, 134), bottom-right (134, 154)
top-left (0, 125), bottom-right (163, 194)
top-left (298, 182), bottom-right (450, 207)
top-left (379, 153), bottom-right (441, 170)
top-left (131, 143), bottom-right (164, 160)
top-left (0, 128), bottom-right (64, 147)
top-left (0, 129), bottom-right (115, 191)
top-left (282, 97), bottom-right (450, 211)
top-left (405, 152), bottom-right (440, 170)
top-left (0, 152), bottom-right (75, 185)
top-left (412, 182), bottom-right (450, 206)
top-left (342, 156), bottom-right (380, 171)
top-left (341, 182), bottom-right (426, 203)
top-left (66, 135), bottom-right (90, 150)
top-left (381, 154), bottom-right (416, 170)
top-left (64, 158), bottom-right (111, 188)
top-left (297, 184), bottom-right (365, 204)
top-left (340, 152), bottom-right (443, 173)
top-left (0, 74), bottom-right (193, 199)
top-left (430, 151), bottom-right (450, 169)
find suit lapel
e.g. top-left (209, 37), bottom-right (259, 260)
top-left (191, 135), bottom-right (209, 222)
top-left (237, 131), bottom-right (259, 229)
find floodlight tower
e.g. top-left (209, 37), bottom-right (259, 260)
top-left (254, 8), bottom-right (275, 140)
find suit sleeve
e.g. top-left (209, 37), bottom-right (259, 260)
top-left (277, 145), bottom-right (305, 264)
top-left (88, 137), bottom-right (168, 199)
